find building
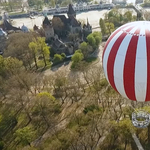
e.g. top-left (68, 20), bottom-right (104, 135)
top-left (135, 0), bottom-right (143, 4)
top-left (44, 3), bottom-right (113, 15)
top-left (0, 12), bottom-right (21, 32)
top-left (83, 18), bottom-right (92, 40)
top-left (42, 4), bottom-right (92, 56)
top-left (43, 3), bottom-right (92, 40)
top-left (112, 0), bottom-right (126, 5)
top-left (21, 24), bottom-right (29, 32)
top-left (43, 17), bottom-right (54, 39)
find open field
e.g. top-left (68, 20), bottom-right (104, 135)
top-left (13, 10), bottom-right (109, 29)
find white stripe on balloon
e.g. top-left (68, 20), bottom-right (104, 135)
top-left (103, 25), bottom-right (135, 83)
top-left (135, 26), bottom-right (147, 102)
top-left (114, 26), bottom-right (139, 100)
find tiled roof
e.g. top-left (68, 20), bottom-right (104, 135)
top-left (43, 16), bottom-right (51, 25)
top-left (3, 20), bottom-right (20, 31)
top-left (53, 15), bottom-right (69, 25)
top-left (70, 17), bottom-right (81, 27)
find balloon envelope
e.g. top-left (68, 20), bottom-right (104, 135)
top-left (102, 21), bottom-right (150, 102)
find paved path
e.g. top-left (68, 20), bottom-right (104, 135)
top-left (132, 133), bottom-right (144, 150)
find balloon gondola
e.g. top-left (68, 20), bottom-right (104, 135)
top-left (102, 21), bottom-right (150, 128)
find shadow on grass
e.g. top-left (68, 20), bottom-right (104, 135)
top-left (51, 60), bottom-right (71, 71)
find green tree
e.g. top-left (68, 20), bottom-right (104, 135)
top-left (99, 18), bottom-right (106, 36)
top-left (87, 34), bottom-right (96, 49)
top-left (71, 50), bottom-right (84, 63)
top-left (4, 57), bottom-right (23, 77)
top-left (15, 127), bottom-right (35, 147)
top-left (124, 11), bottom-right (132, 22)
top-left (29, 41), bottom-right (38, 70)
top-left (4, 32), bottom-right (38, 70)
top-left (36, 37), bottom-right (50, 67)
top-left (0, 56), bottom-right (5, 77)
top-left (92, 31), bottom-right (102, 47)
top-left (71, 50), bottom-right (84, 68)
top-left (51, 0), bottom-right (55, 7)
top-left (61, 0), bottom-right (72, 6)
top-left (79, 42), bottom-right (92, 59)
top-left (28, 0), bottom-right (36, 6)
top-left (107, 9), bottom-right (121, 27)
top-left (32, 92), bottom-right (61, 133)
top-left (105, 22), bottom-right (115, 36)
top-left (61, 53), bottom-right (66, 60)
top-left (53, 54), bottom-right (63, 64)
top-left (36, 0), bottom-right (43, 10)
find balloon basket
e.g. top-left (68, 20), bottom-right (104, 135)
top-left (132, 110), bottom-right (150, 128)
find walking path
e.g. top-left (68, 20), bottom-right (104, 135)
top-left (132, 133), bottom-right (144, 150)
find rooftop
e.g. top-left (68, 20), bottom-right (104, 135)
top-left (67, 4), bottom-right (76, 15)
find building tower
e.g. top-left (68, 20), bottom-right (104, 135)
top-left (87, 18), bottom-right (92, 32)
top-left (43, 16), bottom-right (54, 40)
top-left (83, 18), bottom-right (92, 40)
top-left (67, 4), bottom-right (76, 19)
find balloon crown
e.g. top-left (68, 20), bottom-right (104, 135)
top-left (132, 110), bottom-right (150, 128)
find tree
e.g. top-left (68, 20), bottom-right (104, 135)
top-left (87, 34), bottom-right (96, 49)
top-left (71, 50), bottom-right (84, 68)
top-left (105, 22), bottom-right (115, 36)
top-left (71, 50), bottom-right (84, 63)
top-left (107, 9), bottom-right (121, 27)
top-left (4, 32), bottom-right (39, 70)
top-left (92, 31), bottom-right (102, 47)
top-left (61, 0), bottom-right (72, 6)
top-left (15, 127), bottom-right (35, 147)
top-left (51, 0), bottom-right (55, 7)
top-left (29, 41), bottom-right (38, 70)
top-left (144, 10), bottom-right (150, 21)
top-left (79, 42), bottom-right (92, 59)
top-left (36, 37), bottom-right (50, 67)
top-left (4, 57), bottom-right (23, 77)
top-left (28, 0), bottom-right (36, 6)
top-left (53, 54), bottom-right (63, 64)
top-left (0, 56), bottom-right (6, 77)
top-left (61, 53), bottom-right (66, 59)
top-left (36, 0), bottom-right (44, 10)
top-left (124, 11), bottom-right (132, 22)
top-left (99, 18), bottom-right (106, 36)
top-left (32, 92), bottom-right (61, 133)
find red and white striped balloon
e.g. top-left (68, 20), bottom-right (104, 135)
top-left (102, 21), bottom-right (150, 102)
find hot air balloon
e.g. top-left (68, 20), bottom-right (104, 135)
top-left (102, 21), bottom-right (150, 128)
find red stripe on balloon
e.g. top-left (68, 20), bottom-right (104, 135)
top-left (123, 28), bottom-right (140, 101)
top-left (107, 27), bottom-right (134, 92)
top-left (145, 29), bottom-right (150, 101)
top-left (102, 24), bottom-right (131, 61)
